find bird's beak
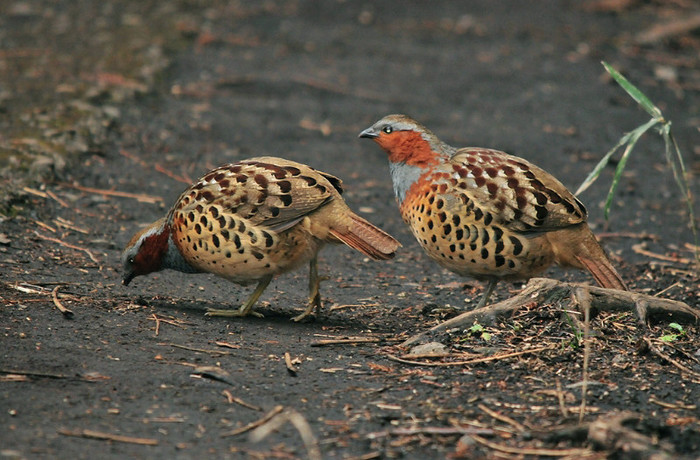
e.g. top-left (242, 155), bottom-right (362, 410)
top-left (122, 271), bottom-right (135, 286)
top-left (358, 127), bottom-right (379, 139)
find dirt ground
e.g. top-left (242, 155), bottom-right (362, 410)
top-left (2, 1), bottom-right (699, 459)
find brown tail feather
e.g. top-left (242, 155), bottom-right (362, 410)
top-left (329, 214), bottom-right (400, 260)
top-left (549, 224), bottom-right (627, 291)
top-left (576, 255), bottom-right (627, 290)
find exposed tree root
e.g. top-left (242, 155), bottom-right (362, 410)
top-left (402, 278), bottom-right (699, 347)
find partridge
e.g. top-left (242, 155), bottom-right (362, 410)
top-left (122, 156), bottom-right (400, 321)
top-left (360, 114), bottom-right (627, 308)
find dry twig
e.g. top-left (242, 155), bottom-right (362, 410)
top-left (284, 352), bottom-right (298, 375)
top-left (643, 337), bottom-right (700, 379)
top-left (477, 403), bottom-right (526, 432)
top-left (33, 231), bottom-right (98, 263)
top-left (648, 396), bottom-right (696, 411)
top-left (588, 412), bottom-right (674, 457)
top-left (221, 405), bottom-right (284, 437)
top-left (470, 433), bottom-right (592, 457)
top-left (222, 389), bottom-right (262, 411)
top-left (366, 426), bottom-right (494, 439)
top-left (576, 287), bottom-right (592, 424)
top-left (57, 428), bottom-right (158, 446)
top-left (60, 182), bottom-right (163, 204)
top-left (636, 14), bottom-right (700, 44)
top-left (51, 286), bottom-right (74, 319)
top-left (168, 343), bottom-right (234, 355)
top-left (632, 243), bottom-right (693, 265)
top-left (310, 337), bottom-right (384, 347)
top-left (386, 345), bottom-right (553, 367)
top-left (402, 278), bottom-right (699, 347)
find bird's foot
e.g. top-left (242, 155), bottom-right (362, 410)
top-left (292, 292), bottom-right (323, 322)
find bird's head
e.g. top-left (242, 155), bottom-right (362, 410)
top-left (121, 218), bottom-right (170, 286)
top-left (359, 114), bottom-right (448, 167)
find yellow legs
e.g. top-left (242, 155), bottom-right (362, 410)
top-left (205, 257), bottom-right (328, 321)
top-left (292, 256), bottom-right (328, 322)
top-left (205, 275), bottom-right (273, 318)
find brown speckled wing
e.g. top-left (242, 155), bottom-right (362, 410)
top-left (168, 157), bottom-right (339, 232)
top-left (445, 149), bottom-right (587, 233)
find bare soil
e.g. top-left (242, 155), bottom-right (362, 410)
top-left (2, 1), bottom-right (699, 459)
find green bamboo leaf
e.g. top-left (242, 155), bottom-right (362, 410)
top-left (576, 131), bottom-right (632, 195)
top-left (602, 120), bottom-right (656, 218)
top-left (602, 61), bottom-right (662, 120)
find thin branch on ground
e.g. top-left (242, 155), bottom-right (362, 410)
top-left (401, 278), bottom-right (699, 347)
top-left (51, 286), bottom-right (74, 319)
top-left (57, 428), bottom-right (159, 445)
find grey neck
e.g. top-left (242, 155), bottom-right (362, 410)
top-left (389, 162), bottom-right (426, 205)
top-left (164, 236), bottom-right (200, 273)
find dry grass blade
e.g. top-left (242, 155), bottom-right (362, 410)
top-left (249, 408), bottom-right (321, 460)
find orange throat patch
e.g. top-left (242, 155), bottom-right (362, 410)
top-left (377, 131), bottom-right (440, 168)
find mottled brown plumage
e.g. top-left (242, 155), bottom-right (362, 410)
top-left (360, 114), bottom-right (626, 307)
top-left (122, 156), bottom-right (399, 320)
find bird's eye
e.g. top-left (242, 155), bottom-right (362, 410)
top-left (128, 257), bottom-right (135, 264)
top-left (382, 126), bottom-right (393, 134)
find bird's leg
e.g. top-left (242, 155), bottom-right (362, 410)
top-left (475, 278), bottom-right (498, 309)
top-left (206, 275), bottom-right (273, 318)
top-left (292, 256), bottom-right (328, 322)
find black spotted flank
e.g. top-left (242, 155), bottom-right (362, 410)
top-left (254, 174), bottom-right (268, 188)
top-left (495, 255), bottom-right (505, 267)
top-left (301, 176), bottom-right (317, 187)
top-left (280, 195), bottom-right (293, 206)
top-left (481, 229), bottom-right (489, 245)
top-left (251, 251), bottom-right (264, 260)
top-left (277, 180), bottom-right (292, 193)
top-left (284, 166), bottom-right (301, 176)
top-left (262, 231), bottom-right (274, 248)
top-left (495, 240), bottom-right (504, 254)
top-left (510, 236), bottom-right (523, 256)
top-left (211, 234), bottom-right (220, 248)
top-left (535, 205), bottom-right (548, 219)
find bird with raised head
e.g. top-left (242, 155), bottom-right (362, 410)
top-left (359, 114), bottom-right (626, 308)
top-left (122, 156), bottom-right (400, 321)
